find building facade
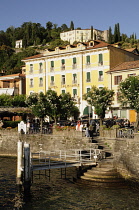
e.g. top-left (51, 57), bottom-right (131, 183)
top-left (60, 29), bottom-right (109, 44)
top-left (22, 40), bottom-right (139, 118)
top-left (107, 60), bottom-right (139, 123)
top-left (0, 73), bottom-right (26, 95)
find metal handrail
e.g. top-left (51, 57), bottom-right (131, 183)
top-left (31, 148), bottom-right (105, 171)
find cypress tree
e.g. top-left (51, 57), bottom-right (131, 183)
top-left (117, 23), bottom-right (121, 41)
top-left (91, 26), bottom-right (93, 39)
top-left (108, 26), bottom-right (113, 44)
top-left (70, 21), bottom-right (74, 30)
top-left (114, 23), bottom-right (118, 43)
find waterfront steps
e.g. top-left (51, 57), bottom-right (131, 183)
top-left (81, 158), bottom-right (125, 183)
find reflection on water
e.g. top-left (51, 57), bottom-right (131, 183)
top-left (1, 157), bottom-right (139, 210)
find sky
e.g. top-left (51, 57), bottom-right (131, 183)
top-left (1, 0), bottom-right (139, 38)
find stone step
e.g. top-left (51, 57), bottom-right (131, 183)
top-left (83, 173), bottom-right (121, 179)
top-left (85, 170), bottom-right (118, 176)
top-left (80, 176), bottom-right (125, 183)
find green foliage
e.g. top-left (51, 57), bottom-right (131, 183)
top-left (118, 76), bottom-right (139, 112)
top-left (59, 92), bottom-right (79, 120)
top-left (0, 94), bottom-right (27, 107)
top-left (26, 90), bottom-right (79, 122)
top-left (2, 120), bottom-right (20, 128)
top-left (12, 95), bottom-right (26, 107)
top-left (83, 86), bottom-right (114, 119)
top-left (0, 94), bottom-right (12, 106)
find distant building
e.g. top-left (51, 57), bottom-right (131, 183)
top-left (60, 28), bottom-right (108, 44)
top-left (15, 40), bottom-right (22, 48)
top-left (0, 73), bottom-right (26, 95)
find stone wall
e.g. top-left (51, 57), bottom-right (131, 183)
top-left (0, 129), bottom-right (91, 156)
top-left (98, 133), bottom-right (139, 181)
top-left (113, 133), bottom-right (139, 181)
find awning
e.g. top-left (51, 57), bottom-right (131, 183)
top-left (0, 88), bottom-right (14, 95)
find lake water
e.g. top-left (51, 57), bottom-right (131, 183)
top-left (1, 157), bottom-right (139, 210)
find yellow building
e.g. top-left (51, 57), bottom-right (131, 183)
top-left (107, 60), bottom-right (139, 122)
top-left (22, 40), bottom-right (139, 118)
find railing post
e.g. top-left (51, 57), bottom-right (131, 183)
top-left (16, 141), bottom-right (23, 186)
top-left (24, 142), bottom-right (31, 193)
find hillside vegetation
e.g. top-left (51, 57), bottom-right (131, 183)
top-left (0, 21), bottom-right (139, 75)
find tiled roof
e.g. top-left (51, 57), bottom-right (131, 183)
top-left (108, 60), bottom-right (139, 73)
top-left (23, 54), bottom-right (43, 60)
top-left (125, 48), bottom-right (136, 52)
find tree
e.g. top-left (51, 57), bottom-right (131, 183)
top-left (26, 92), bottom-right (50, 132)
top-left (0, 94), bottom-right (12, 106)
top-left (118, 76), bottom-right (139, 128)
top-left (59, 92), bottom-right (79, 120)
top-left (91, 26), bottom-right (93, 40)
top-left (108, 26), bottom-right (113, 44)
top-left (70, 21), bottom-right (74, 30)
top-left (12, 95), bottom-right (26, 107)
top-left (83, 86), bottom-right (114, 125)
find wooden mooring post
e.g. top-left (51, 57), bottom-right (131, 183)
top-left (16, 141), bottom-right (23, 186)
top-left (16, 141), bottom-right (31, 193)
top-left (23, 142), bottom-right (31, 192)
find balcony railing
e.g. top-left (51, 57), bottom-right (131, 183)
top-left (98, 61), bottom-right (103, 66)
top-left (72, 80), bottom-right (77, 84)
top-left (72, 63), bottom-right (77, 69)
top-left (98, 77), bottom-right (103, 81)
top-left (50, 81), bottom-right (55, 86)
top-left (50, 67), bottom-right (54, 72)
top-left (86, 79), bottom-right (91, 82)
top-left (39, 69), bottom-right (43, 73)
top-left (61, 65), bottom-right (65, 70)
top-left (86, 63), bottom-right (90, 68)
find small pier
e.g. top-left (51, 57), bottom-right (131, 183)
top-left (16, 141), bottom-right (105, 192)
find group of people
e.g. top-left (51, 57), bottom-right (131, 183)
top-left (76, 120), bottom-right (96, 138)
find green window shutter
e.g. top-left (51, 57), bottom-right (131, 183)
top-left (51, 61), bottom-right (54, 67)
top-left (73, 73), bottom-right (76, 78)
top-left (99, 54), bottom-right (103, 63)
top-left (86, 55), bottom-right (90, 63)
top-left (87, 88), bottom-right (90, 93)
top-left (87, 72), bottom-right (90, 80)
top-left (62, 90), bottom-right (65, 94)
top-left (61, 59), bottom-right (65, 64)
top-left (73, 89), bottom-right (77, 95)
top-left (99, 71), bottom-right (103, 75)
top-left (73, 57), bottom-right (76, 64)
top-left (51, 76), bottom-right (54, 81)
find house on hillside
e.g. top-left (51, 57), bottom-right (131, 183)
top-left (22, 40), bottom-right (139, 119)
top-left (60, 28), bottom-right (108, 44)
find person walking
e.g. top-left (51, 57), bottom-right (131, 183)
top-left (85, 122), bottom-right (90, 137)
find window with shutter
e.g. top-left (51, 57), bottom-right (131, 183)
top-left (30, 64), bottom-right (33, 73)
top-left (51, 76), bottom-right (54, 85)
top-left (98, 71), bottom-right (103, 81)
top-left (73, 74), bottom-right (77, 84)
top-left (114, 75), bottom-right (122, 85)
top-left (86, 55), bottom-right (90, 64)
top-left (39, 77), bottom-right (43, 86)
top-left (62, 89), bottom-right (65, 94)
top-left (87, 88), bottom-right (90, 93)
top-left (98, 54), bottom-right (103, 65)
top-left (73, 89), bottom-right (77, 97)
top-left (86, 72), bottom-right (90, 82)
top-left (51, 61), bottom-right (54, 67)
top-left (73, 57), bottom-right (76, 64)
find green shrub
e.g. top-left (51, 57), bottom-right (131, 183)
top-left (2, 121), bottom-right (21, 128)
